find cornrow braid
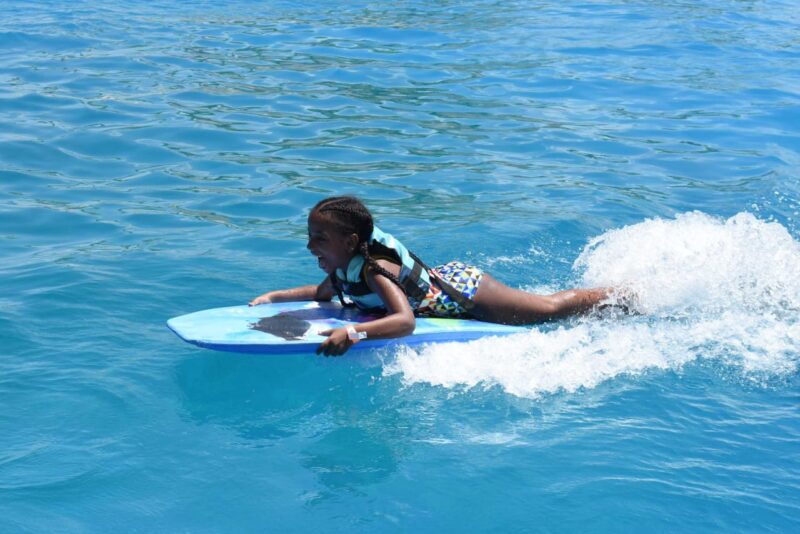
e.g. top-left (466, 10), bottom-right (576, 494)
top-left (358, 240), bottom-right (406, 293)
top-left (311, 196), bottom-right (407, 295)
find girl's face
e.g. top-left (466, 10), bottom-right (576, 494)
top-left (306, 212), bottom-right (358, 274)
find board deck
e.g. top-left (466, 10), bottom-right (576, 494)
top-left (167, 301), bottom-right (528, 354)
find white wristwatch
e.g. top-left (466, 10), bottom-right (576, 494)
top-left (346, 325), bottom-right (367, 341)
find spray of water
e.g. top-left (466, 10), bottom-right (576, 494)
top-left (383, 212), bottom-right (800, 398)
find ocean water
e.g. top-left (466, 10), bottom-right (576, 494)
top-left (2, 0), bottom-right (799, 531)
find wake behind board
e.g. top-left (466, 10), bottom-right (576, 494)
top-left (167, 301), bottom-right (528, 354)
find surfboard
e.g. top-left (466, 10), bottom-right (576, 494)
top-left (167, 301), bottom-right (528, 354)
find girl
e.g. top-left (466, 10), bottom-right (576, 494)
top-left (250, 196), bottom-right (627, 356)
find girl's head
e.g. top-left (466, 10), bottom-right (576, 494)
top-left (307, 196), bottom-right (374, 274)
top-left (310, 196), bottom-right (374, 242)
top-left (307, 196), bottom-right (406, 296)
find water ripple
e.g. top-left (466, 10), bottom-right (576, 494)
top-left (2, 0), bottom-right (800, 530)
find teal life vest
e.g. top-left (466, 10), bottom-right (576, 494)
top-left (331, 226), bottom-right (432, 312)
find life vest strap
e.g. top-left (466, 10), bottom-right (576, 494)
top-left (329, 273), bottom-right (356, 308)
top-left (408, 251), bottom-right (476, 313)
top-left (401, 260), bottom-right (427, 302)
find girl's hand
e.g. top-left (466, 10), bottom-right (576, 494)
top-left (249, 293), bottom-right (273, 306)
top-left (316, 327), bottom-right (355, 356)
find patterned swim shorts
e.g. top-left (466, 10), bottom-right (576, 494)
top-left (416, 261), bottom-right (484, 319)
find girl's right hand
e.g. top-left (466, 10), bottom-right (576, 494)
top-left (248, 293), bottom-right (273, 306)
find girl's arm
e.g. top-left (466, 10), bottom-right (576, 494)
top-left (249, 277), bottom-right (334, 306)
top-left (317, 261), bottom-right (415, 356)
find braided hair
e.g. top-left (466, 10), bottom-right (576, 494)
top-left (311, 196), bottom-right (407, 294)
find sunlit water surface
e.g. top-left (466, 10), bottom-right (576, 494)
top-left (2, 0), bottom-right (799, 531)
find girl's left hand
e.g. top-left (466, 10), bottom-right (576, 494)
top-left (316, 328), bottom-right (355, 356)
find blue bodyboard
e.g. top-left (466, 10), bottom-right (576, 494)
top-left (167, 301), bottom-right (527, 354)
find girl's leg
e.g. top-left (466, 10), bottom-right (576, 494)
top-left (470, 273), bottom-right (614, 325)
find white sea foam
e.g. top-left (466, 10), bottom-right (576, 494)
top-left (383, 212), bottom-right (800, 398)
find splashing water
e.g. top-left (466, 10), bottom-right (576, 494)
top-left (578, 211), bottom-right (800, 317)
top-left (384, 212), bottom-right (800, 398)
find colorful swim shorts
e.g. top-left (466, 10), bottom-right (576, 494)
top-left (416, 261), bottom-right (484, 319)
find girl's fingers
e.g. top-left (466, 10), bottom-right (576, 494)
top-left (316, 330), bottom-right (333, 355)
top-left (316, 329), bottom-right (350, 356)
top-left (249, 294), bottom-right (272, 306)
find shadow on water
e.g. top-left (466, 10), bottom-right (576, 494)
top-left (174, 352), bottom-right (321, 437)
top-left (173, 350), bottom-right (410, 498)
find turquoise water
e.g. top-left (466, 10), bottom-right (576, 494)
top-left (2, 0), bottom-right (799, 530)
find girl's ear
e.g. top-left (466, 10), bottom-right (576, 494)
top-left (346, 233), bottom-right (360, 253)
